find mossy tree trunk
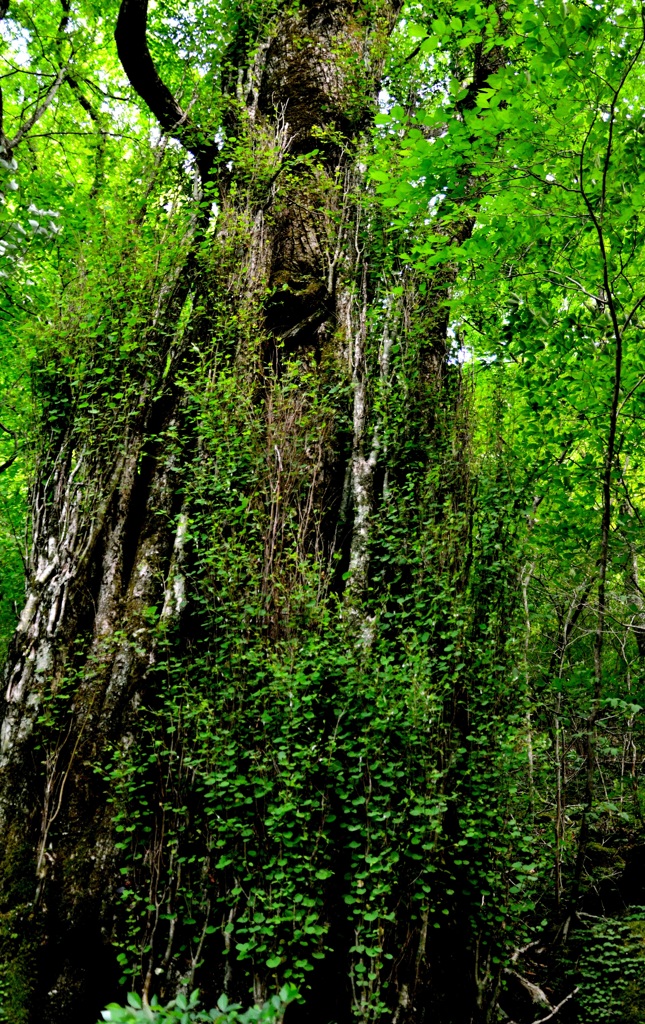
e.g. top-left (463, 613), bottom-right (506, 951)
top-left (0, 2), bottom-right (509, 1022)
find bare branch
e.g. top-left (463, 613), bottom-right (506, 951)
top-left (510, 940), bottom-right (542, 963)
top-left (619, 369), bottom-right (645, 413)
top-left (503, 968), bottom-right (553, 1009)
top-left (5, 63), bottom-right (67, 153)
top-left (504, 987), bottom-right (579, 1024)
top-left (0, 452), bottom-right (18, 474)
top-left (547, 271), bottom-right (606, 306)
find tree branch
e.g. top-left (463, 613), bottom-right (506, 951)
top-left (503, 968), bottom-right (552, 1009)
top-left (504, 987), bottom-right (579, 1024)
top-left (6, 63), bottom-right (68, 153)
top-left (114, 0), bottom-right (215, 180)
top-left (65, 75), bottom-right (108, 197)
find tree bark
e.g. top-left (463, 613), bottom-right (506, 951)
top-left (0, 3), bottom-right (506, 1022)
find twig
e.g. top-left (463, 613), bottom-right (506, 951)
top-left (6, 62), bottom-right (68, 151)
top-left (504, 987), bottom-right (579, 1024)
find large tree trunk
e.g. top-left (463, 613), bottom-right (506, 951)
top-left (0, 3), bottom-right (508, 1022)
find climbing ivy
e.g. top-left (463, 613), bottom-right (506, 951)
top-left (99, 988), bottom-right (297, 1024)
top-left (1, 0), bottom-right (645, 1021)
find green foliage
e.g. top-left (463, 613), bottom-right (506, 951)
top-left (93, 326), bottom-right (525, 1017)
top-left (3, 0), bottom-right (645, 1020)
top-left (99, 987), bottom-right (297, 1024)
top-left (0, 375), bottom-right (28, 658)
top-left (372, 0), bottom-right (645, 895)
top-left (576, 912), bottom-right (645, 1023)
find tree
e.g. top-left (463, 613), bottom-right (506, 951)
top-left (374, 1), bottom-right (645, 1016)
top-left (0, 0), bottom-right (516, 1021)
top-left (2, 1), bottom-right (645, 1023)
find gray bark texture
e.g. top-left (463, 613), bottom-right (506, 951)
top-left (0, 2), bottom-right (401, 1020)
top-left (0, 2), bottom-right (503, 1022)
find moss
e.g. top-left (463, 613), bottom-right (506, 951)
top-left (0, 901), bottom-right (40, 1024)
top-left (622, 919), bottom-right (645, 1023)
top-left (622, 980), bottom-right (645, 1024)
top-left (0, 943), bottom-right (38, 1024)
top-left (585, 841), bottom-right (626, 877)
top-left (0, 830), bottom-right (41, 1023)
